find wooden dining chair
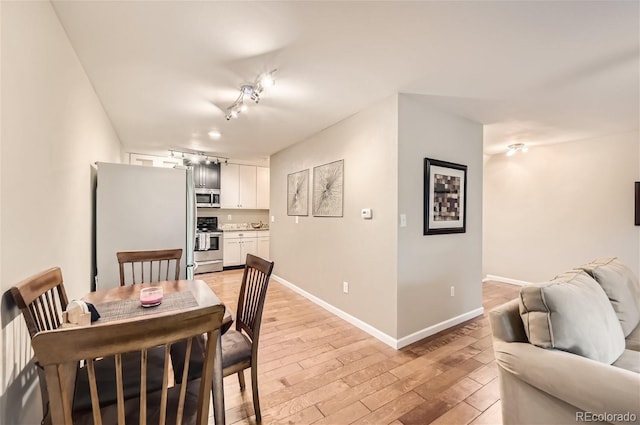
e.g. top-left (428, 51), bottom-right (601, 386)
top-left (10, 267), bottom-right (69, 424)
top-left (116, 248), bottom-right (182, 286)
top-left (31, 303), bottom-right (225, 425)
top-left (219, 253), bottom-right (274, 422)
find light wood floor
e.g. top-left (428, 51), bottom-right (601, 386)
top-left (200, 270), bottom-right (520, 425)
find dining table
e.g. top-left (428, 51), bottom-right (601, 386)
top-left (81, 279), bottom-right (232, 425)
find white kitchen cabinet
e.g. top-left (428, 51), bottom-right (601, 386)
top-left (223, 231), bottom-right (258, 267)
top-left (129, 153), bottom-right (183, 168)
top-left (256, 167), bottom-right (270, 210)
top-left (223, 238), bottom-right (241, 267)
top-left (221, 164), bottom-right (257, 209)
top-left (220, 164), bottom-right (239, 209)
top-left (239, 165), bottom-right (257, 209)
top-left (257, 231), bottom-right (270, 260)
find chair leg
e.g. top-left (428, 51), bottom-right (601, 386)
top-left (251, 365), bottom-right (261, 422)
top-left (237, 370), bottom-right (246, 391)
top-left (37, 367), bottom-right (51, 425)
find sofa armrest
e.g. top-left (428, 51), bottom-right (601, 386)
top-left (494, 340), bottom-right (640, 421)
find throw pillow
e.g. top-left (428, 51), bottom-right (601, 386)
top-left (577, 257), bottom-right (640, 337)
top-left (519, 270), bottom-right (625, 364)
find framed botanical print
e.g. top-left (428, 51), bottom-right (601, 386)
top-left (287, 169), bottom-right (309, 216)
top-left (312, 160), bottom-right (344, 217)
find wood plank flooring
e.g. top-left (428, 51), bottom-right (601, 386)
top-left (200, 270), bottom-right (520, 425)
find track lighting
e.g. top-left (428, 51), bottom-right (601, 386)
top-left (506, 143), bottom-right (528, 157)
top-left (167, 150), bottom-right (229, 164)
top-left (225, 69), bottom-right (277, 120)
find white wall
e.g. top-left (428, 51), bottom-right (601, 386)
top-left (270, 96), bottom-right (399, 338)
top-left (397, 94), bottom-right (484, 338)
top-left (484, 131), bottom-right (640, 283)
top-left (0, 2), bottom-right (122, 423)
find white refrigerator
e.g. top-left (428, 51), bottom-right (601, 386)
top-left (95, 162), bottom-right (196, 289)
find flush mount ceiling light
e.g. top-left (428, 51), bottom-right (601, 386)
top-left (208, 129), bottom-right (222, 139)
top-left (506, 143), bottom-right (529, 157)
top-left (225, 69), bottom-right (277, 120)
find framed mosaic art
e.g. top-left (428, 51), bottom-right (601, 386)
top-left (312, 160), bottom-right (344, 217)
top-left (287, 169), bottom-right (309, 216)
top-left (424, 158), bottom-right (467, 235)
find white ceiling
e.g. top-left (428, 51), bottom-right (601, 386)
top-left (52, 1), bottom-right (639, 161)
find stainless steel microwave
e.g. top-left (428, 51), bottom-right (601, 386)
top-left (195, 188), bottom-right (220, 208)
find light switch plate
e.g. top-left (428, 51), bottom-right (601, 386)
top-left (400, 214), bottom-right (407, 227)
top-left (361, 208), bottom-right (372, 219)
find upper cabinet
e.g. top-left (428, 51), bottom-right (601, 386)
top-left (220, 164), bottom-right (269, 210)
top-left (129, 153), bottom-right (183, 168)
top-left (256, 167), bottom-right (270, 210)
top-left (190, 162), bottom-right (220, 189)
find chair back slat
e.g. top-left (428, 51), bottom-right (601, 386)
top-left (86, 359), bottom-right (102, 425)
top-left (117, 249), bottom-right (182, 286)
top-left (176, 338), bottom-right (192, 425)
top-left (236, 254), bottom-right (274, 340)
top-left (159, 344), bottom-right (171, 425)
top-left (32, 304), bottom-right (223, 425)
top-left (140, 349), bottom-right (148, 425)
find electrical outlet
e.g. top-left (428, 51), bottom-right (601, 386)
top-left (343, 281), bottom-right (349, 294)
top-left (450, 286), bottom-right (455, 297)
top-left (400, 214), bottom-right (407, 227)
top-left (271, 215), bottom-right (275, 223)
top-left (227, 214), bottom-right (232, 221)
top-left (295, 216), bottom-right (299, 224)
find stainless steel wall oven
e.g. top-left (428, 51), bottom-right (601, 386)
top-left (194, 217), bottom-right (223, 273)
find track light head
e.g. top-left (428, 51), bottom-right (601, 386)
top-left (224, 69), bottom-right (277, 120)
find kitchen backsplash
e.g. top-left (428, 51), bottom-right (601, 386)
top-left (197, 208), bottom-right (269, 226)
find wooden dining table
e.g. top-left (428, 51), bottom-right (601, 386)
top-left (82, 279), bottom-right (231, 425)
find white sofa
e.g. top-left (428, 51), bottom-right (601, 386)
top-left (490, 258), bottom-right (640, 425)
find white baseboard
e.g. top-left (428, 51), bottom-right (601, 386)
top-left (272, 274), bottom-right (485, 350)
top-left (271, 274), bottom-right (398, 348)
top-left (395, 307), bottom-right (484, 349)
top-left (484, 274), bottom-right (532, 286)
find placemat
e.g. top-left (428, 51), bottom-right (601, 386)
top-left (95, 290), bottom-right (198, 323)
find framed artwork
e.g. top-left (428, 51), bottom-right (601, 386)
top-left (424, 158), bottom-right (467, 235)
top-left (312, 159), bottom-right (344, 217)
top-left (635, 181), bottom-right (639, 226)
top-left (287, 169), bottom-right (309, 216)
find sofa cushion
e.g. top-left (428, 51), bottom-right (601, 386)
top-left (519, 270), bottom-right (625, 364)
top-left (626, 321), bottom-right (640, 351)
top-left (611, 349), bottom-right (640, 373)
top-left (577, 257), bottom-right (640, 337)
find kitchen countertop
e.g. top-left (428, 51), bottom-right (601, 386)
top-left (220, 223), bottom-right (269, 232)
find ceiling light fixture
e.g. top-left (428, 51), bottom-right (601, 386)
top-left (506, 143), bottom-right (528, 157)
top-left (208, 130), bottom-right (222, 139)
top-left (168, 149), bottom-right (229, 164)
top-left (225, 69), bottom-right (277, 120)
